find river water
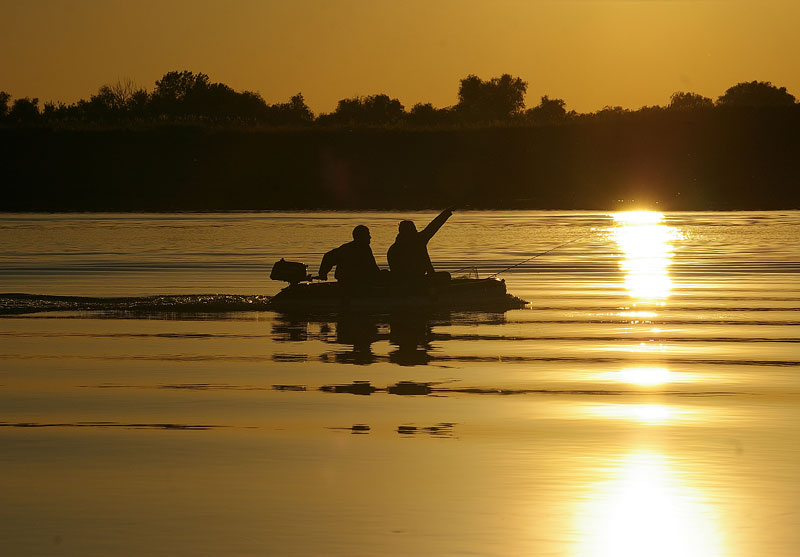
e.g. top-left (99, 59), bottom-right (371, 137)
top-left (1, 211), bottom-right (799, 556)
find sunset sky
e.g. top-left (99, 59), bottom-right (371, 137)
top-left (2, 0), bottom-right (798, 114)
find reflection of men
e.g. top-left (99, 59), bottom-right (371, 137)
top-left (389, 313), bottom-right (433, 366)
top-left (387, 208), bottom-right (453, 285)
top-left (318, 225), bottom-right (380, 286)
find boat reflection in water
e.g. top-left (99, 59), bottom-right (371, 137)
top-left (271, 311), bottom-right (482, 366)
top-left (387, 313), bottom-right (436, 366)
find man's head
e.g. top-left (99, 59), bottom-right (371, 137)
top-left (398, 220), bottom-right (417, 237)
top-left (352, 224), bottom-right (371, 244)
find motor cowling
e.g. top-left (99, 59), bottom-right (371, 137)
top-left (270, 259), bottom-right (312, 285)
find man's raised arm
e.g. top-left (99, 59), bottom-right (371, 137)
top-left (420, 207), bottom-right (454, 244)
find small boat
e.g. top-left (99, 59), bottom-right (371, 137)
top-left (267, 260), bottom-right (527, 311)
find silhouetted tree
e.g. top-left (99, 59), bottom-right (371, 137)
top-left (130, 91), bottom-right (150, 116)
top-left (289, 93), bottom-right (314, 122)
top-left (43, 101), bottom-right (86, 124)
top-left (591, 105), bottom-right (629, 120)
top-left (8, 97), bottom-right (40, 124)
top-left (0, 91), bottom-right (10, 121)
top-left (326, 94), bottom-right (405, 126)
top-left (525, 95), bottom-right (567, 124)
top-left (265, 93), bottom-right (314, 125)
top-left (229, 90), bottom-right (268, 120)
top-left (149, 70), bottom-right (279, 122)
top-left (110, 79), bottom-right (144, 109)
top-left (456, 74), bottom-right (527, 123)
top-left (188, 81), bottom-right (239, 118)
top-left (153, 71), bottom-right (208, 102)
top-left (151, 70), bottom-right (210, 117)
top-left (42, 102), bottom-right (58, 120)
top-left (668, 91), bottom-right (713, 110)
top-left (84, 79), bottom-right (149, 121)
top-left (362, 94), bottom-right (405, 124)
top-left (407, 102), bottom-right (454, 127)
top-left (717, 81), bottom-right (796, 107)
top-left (332, 98), bottom-right (362, 124)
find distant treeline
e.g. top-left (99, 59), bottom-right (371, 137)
top-left (2, 72), bottom-right (800, 210)
top-left (2, 70), bottom-right (798, 128)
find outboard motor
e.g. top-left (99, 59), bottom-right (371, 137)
top-left (270, 259), bottom-right (312, 285)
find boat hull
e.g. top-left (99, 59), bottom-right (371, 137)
top-left (268, 278), bottom-right (527, 312)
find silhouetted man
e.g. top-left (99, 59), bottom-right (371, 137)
top-left (387, 207), bottom-right (453, 288)
top-left (318, 225), bottom-right (380, 287)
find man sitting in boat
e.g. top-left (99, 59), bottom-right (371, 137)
top-left (387, 207), bottom-right (453, 290)
top-left (317, 225), bottom-right (381, 287)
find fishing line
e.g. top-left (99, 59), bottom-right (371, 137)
top-left (487, 233), bottom-right (591, 278)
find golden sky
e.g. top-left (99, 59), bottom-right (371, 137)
top-left (2, 0), bottom-right (798, 113)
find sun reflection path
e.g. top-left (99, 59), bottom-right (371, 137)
top-left (598, 367), bottom-right (680, 386)
top-left (585, 403), bottom-right (683, 425)
top-left (575, 452), bottom-right (724, 556)
top-left (612, 211), bottom-right (680, 302)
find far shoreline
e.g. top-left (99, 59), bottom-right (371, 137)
top-left (3, 115), bottom-right (800, 212)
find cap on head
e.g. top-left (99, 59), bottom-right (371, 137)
top-left (398, 220), bottom-right (417, 236)
top-left (352, 224), bottom-right (370, 241)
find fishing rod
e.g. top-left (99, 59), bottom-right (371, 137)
top-left (487, 234), bottom-right (590, 278)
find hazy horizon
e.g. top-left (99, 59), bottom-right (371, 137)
top-left (3, 0), bottom-right (799, 113)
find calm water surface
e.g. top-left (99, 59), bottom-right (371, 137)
top-left (1, 211), bottom-right (799, 556)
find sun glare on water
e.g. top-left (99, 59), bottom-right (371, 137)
top-left (586, 403), bottom-right (682, 424)
top-left (613, 210), bottom-right (665, 225)
top-left (575, 452), bottom-right (724, 556)
top-left (611, 210), bottom-right (679, 301)
top-left (601, 367), bottom-right (676, 386)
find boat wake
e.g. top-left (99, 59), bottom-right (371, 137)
top-left (0, 293), bottom-right (272, 315)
